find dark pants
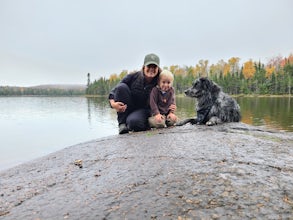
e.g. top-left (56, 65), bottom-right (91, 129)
top-left (114, 83), bottom-right (150, 131)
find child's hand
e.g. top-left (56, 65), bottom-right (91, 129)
top-left (155, 114), bottom-right (164, 123)
top-left (167, 112), bottom-right (177, 122)
top-left (169, 104), bottom-right (177, 112)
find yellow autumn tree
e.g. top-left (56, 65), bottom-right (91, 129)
top-left (195, 59), bottom-right (209, 77)
top-left (209, 64), bottom-right (218, 78)
top-left (194, 64), bottom-right (201, 77)
top-left (228, 57), bottom-right (240, 75)
top-left (209, 59), bottom-right (229, 77)
top-left (109, 74), bottom-right (118, 82)
top-left (169, 65), bottom-right (179, 75)
top-left (288, 54), bottom-right (293, 64)
top-left (223, 63), bottom-right (230, 76)
top-left (169, 65), bottom-right (185, 78)
top-left (119, 70), bottom-right (128, 79)
top-left (243, 60), bottom-right (255, 79)
top-left (265, 65), bottom-right (275, 78)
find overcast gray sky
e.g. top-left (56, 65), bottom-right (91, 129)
top-left (1, 0), bottom-right (292, 86)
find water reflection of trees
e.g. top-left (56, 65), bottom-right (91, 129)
top-left (86, 97), bottom-right (117, 125)
top-left (176, 97), bottom-right (196, 120)
top-left (236, 97), bottom-right (292, 131)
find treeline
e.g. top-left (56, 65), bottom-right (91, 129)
top-left (0, 86), bottom-right (85, 96)
top-left (86, 54), bottom-right (293, 96)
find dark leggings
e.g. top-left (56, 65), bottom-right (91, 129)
top-left (114, 83), bottom-right (150, 131)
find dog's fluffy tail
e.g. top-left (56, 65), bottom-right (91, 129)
top-left (175, 118), bottom-right (198, 126)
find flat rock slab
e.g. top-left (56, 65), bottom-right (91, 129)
top-left (0, 123), bottom-right (293, 219)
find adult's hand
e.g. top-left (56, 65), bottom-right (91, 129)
top-left (110, 100), bottom-right (127, 113)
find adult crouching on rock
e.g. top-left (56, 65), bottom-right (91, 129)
top-left (109, 53), bottom-right (176, 134)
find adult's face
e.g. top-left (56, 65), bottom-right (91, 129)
top-left (144, 64), bottom-right (159, 82)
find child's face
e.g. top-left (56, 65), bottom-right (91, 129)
top-left (159, 75), bottom-right (172, 92)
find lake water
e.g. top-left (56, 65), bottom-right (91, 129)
top-left (0, 96), bottom-right (292, 171)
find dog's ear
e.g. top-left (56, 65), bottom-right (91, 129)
top-left (211, 81), bottom-right (220, 94)
top-left (200, 77), bottom-right (210, 90)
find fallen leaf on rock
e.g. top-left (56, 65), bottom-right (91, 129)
top-left (74, 159), bottom-right (83, 168)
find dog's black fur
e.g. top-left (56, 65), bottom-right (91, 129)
top-left (176, 77), bottom-right (241, 126)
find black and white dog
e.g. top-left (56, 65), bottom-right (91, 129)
top-left (176, 77), bottom-right (241, 126)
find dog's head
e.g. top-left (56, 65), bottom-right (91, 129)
top-left (184, 77), bottom-right (220, 98)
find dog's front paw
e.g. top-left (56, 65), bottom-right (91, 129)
top-left (206, 121), bottom-right (216, 126)
top-left (206, 117), bottom-right (221, 126)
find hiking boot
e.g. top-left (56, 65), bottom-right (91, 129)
top-left (119, 123), bottom-right (129, 134)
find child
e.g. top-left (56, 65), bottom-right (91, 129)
top-left (148, 69), bottom-right (178, 128)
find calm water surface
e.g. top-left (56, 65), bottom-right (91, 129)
top-left (0, 97), bottom-right (117, 171)
top-left (0, 96), bottom-right (292, 171)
